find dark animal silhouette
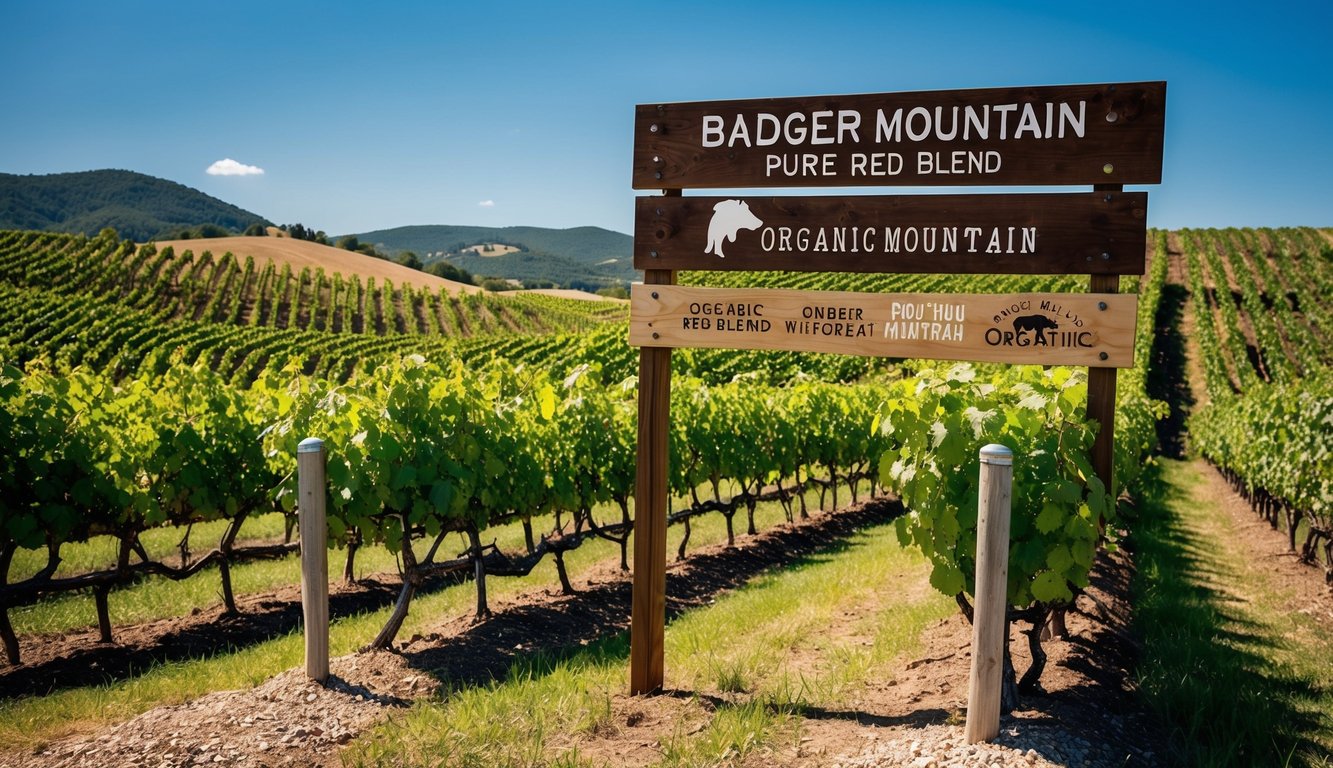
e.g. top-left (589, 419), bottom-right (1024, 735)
top-left (1012, 315), bottom-right (1058, 333)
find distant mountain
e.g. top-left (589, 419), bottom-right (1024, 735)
top-left (349, 224), bottom-right (636, 289)
top-left (0, 169), bottom-right (270, 242)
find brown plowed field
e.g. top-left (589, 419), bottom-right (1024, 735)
top-left (150, 236), bottom-right (480, 294)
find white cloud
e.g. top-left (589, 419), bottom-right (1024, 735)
top-left (206, 158), bottom-right (265, 176)
top-left (478, 199), bottom-right (496, 208)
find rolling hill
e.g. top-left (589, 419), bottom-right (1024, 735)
top-left (0, 169), bottom-right (270, 242)
top-left (148, 234), bottom-right (481, 295)
top-left (0, 169), bottom-right (634, 290)
top-left (348, 224), bottom-right (636, 289)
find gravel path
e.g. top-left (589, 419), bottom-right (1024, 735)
top-left (10, 651), bottom-right (431, 768)
top-left (834, 719), bottom-right (1158, 767)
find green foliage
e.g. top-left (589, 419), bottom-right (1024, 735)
top-left (1, 362), bottom-right (123, 549)
top-left (0, 358), bottom-right (276, 553)
top-left (877, 365), bottom-right (1111, 608)
top-left (1183, 225), bottom-right (1333, 558)
top-left (1191, 373), bottom-right (1333, 523)
top-left (394, 251), bottom-right (423, 271)
top-left (424, 260), bottom-right (475, 284)
top-left (279, 223), bottom-right (328, 244)
top-left (539, 365), bottom-right (636, 513)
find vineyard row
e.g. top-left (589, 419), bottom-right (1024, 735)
top-left (0, 230), bottom-right (625, 341)
top-left (2, 344), bottom-right (1166, 668)
top-left (1182, 226), bottom-right (1333, 578)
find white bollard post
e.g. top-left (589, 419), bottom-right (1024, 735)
top-left (965, 443), bottom-right (1014, 744)
top-left (297, 437), bottom-right (329, 684)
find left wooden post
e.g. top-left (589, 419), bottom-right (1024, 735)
top-left (630, 266), bottom-right (675, 695)
top-left (298, 437), bottom-right (329, 684)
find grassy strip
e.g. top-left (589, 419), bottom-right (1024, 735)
top-left (342, 518), bottom-right (952, 768)
top-left (0, 493), bottom-right (829, 749)
top-left (1133, 459), bottom-right (1333, 767)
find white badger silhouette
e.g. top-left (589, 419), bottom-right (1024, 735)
top-left (704, 199), bottom-right (762, 258)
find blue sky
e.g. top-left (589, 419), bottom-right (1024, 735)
top-left (3, 0), bottom-right (1330, 236)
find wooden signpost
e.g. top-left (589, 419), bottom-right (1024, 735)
top-left (627, 81), bottom-right (1165, 707)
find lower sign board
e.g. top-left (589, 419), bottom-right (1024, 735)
top-left (629, 284), bottom-right (1138, 367)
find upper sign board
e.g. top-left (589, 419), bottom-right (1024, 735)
top-left (633, 81), bottom-right (1165, 189)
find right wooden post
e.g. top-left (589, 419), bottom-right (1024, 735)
top-left (1089, 183), bottom-right (1126, 500)
top-left (297, 437), bottom-right (329, 684)
top-left (965, 443), bottom-right (1014, 744)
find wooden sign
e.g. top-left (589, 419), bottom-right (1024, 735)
top-left (633, 81), bottom-right (1165, 189)
top-left (627, 79), bottom-right (1166, 698)
top-left (635, 191), bottom-right (1146, 275)
top-left (629, 284), bottom-right (1138, 367)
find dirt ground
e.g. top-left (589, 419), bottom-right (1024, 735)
top-left (6, 476), bottom-right (1332, 767)
top-left (1, 486), bottom-right (1223, 768)
top-left (1192, 461), bottom-right (1333, 628)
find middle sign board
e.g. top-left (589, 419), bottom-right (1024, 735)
top-left (635, 191), bottom-right (1146, 275)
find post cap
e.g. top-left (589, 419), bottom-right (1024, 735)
top-left (979, 443), bottom-right (1013, 466)
top-left (297, 437), bottom-right (325, 454)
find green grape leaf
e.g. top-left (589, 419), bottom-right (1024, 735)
top-left (1035, 501), bottom-right (1066, 533)
top-left (1046, 544), bottom-right (1074, 574)
top-left (1030, 569), bottom-right (1071, 603)
top-left (929, 562), bottom-right (966, 596)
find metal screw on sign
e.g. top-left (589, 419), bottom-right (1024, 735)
top-left (1098, 301), bottom-right (1108, 311)
top-left (649, 251), bottom-right (659, 259)
top-left (652, 332), bottom-right (660, 340)
top-left (1099, 352), bottom-right (1109, 361)
top-left (650, 124), bottom-right (659, 133)
top-left (1101, 252), bottom-right (1111, 260)
top-left (651, 292), bottom-right (659, 299)
top-left (1103, 163), bottom-right (1114, 174)
top-left (1106, 111), bottom-right (1119, 123)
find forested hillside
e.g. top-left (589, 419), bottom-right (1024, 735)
top-left (0, 170), bottom-right (269, 242)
